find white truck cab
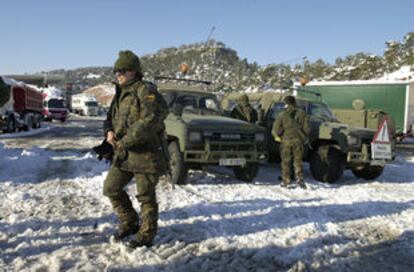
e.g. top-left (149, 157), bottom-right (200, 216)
top-left (71, 93), bottom-right (99, 116)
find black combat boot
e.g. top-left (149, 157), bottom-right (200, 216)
top-left (280, 180), bottom-right (290, 188)
top-left (297, 179), bottom-right (307, 189)
top-left (112, 222), bottom-right (139, 242)
top-left (125, 237), bottom-right (153, 249)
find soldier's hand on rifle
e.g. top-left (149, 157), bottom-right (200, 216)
top-left (106, 131), bottom-right (117, 147)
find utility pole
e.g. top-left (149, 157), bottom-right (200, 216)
top-left (205, 26), bottom-right (216, 86)
top-left (206, 26), bottom-right (216, 44)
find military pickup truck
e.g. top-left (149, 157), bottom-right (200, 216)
top-left (261, 97), bottom-right (395, 183)
top-left (157, 80), bottom-right (267, 184)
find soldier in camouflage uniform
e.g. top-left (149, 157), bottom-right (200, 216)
top-left (103, 50), bottom-right (168, 248)
top-left (230, 94), bottom-right (258, 123)
top-left (0, 77), bottom-right (10, 108)
top-left (272, 96), bottom-right (309, 189)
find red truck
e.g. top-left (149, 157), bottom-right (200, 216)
top-left (42, 93), bottom-right (68, 122)
top-left (0, 77), bottom-right (44, 133)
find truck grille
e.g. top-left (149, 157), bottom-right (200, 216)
top-left (208, 132), bottom-right (255, 142)
top-left (210, 143), bottom-right (254, 151)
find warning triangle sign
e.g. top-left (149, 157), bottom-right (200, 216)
top-left (372, 119), bottom-right (390, 144)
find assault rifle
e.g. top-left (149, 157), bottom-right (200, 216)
top-left (92, 139), bottom-right (114, 161)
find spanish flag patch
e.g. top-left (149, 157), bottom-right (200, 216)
top-left (145, 94), bottom-right (156, 101)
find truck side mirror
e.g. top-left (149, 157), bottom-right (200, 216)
top-left (172, 103), bottom-right (183, 117)
top-left (258, 108), bottom-right (265, 123)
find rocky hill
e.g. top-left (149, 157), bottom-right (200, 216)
top-left (50, 32), bottom-right (414, 93)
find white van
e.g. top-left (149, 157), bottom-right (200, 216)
top-left (71, 93), bottom-right (99, 116)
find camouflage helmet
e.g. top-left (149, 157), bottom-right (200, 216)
top-left (238, 94), bottom-right (249, 103)
top-left (283, 95), bottom-right (296, 106)
top-left (114, 50), bottom-right (143, 78)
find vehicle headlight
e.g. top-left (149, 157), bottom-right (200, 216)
top-left (347, 135), bottom-right (359, 145)
top-left (255, 133), bottom-right (265, 141)
top-left (188, 131), bottom-right (202, 142)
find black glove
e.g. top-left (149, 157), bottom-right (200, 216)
top-left (92, 140), bottom-right (114, 161)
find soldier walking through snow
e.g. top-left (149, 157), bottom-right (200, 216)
top-left (103, 50), bottom-right (168, 248)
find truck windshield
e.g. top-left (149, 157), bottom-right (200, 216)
top-left (166, 93), bottom-right (223, 115)
top-left (85, 101), bottom-right (98, 107)
top-left (270, 102), bottom-right (307, 119)
top-left (308, 103), bottom-right (338, 122)
top-left (47, 99), bottom-right (65, 108)
top-left (268, 101), bottom-right (337, 122)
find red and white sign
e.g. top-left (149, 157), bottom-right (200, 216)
top-left (371, 119), bottom-right (392, 160)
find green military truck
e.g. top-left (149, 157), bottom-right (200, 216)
top-left (157, 80), bottom-right (267, 184)
top-left (301, 81), bottom-right (414, 139)
top-left (261, 97), bottom-right (394, 183)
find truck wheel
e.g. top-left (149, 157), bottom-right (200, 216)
top-left (168, 141), bottom-right (188, 185)
top-left (352, 165), bottom-right (384, 180)
top-left (233, 163), bottom-right (259, 182)
top-left (3, 117), bottom-right (16, 133)
top-left (32, 116), bottom-right (40, 129)
top-left (310, 145), bottom-right (346, 183)
top-left (23, 115), bottom-right (33, 131)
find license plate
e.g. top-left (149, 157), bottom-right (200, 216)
top-left (219, 158), bottom-right (246, 166)
top-left (370, 160), bottom-right (386, 166)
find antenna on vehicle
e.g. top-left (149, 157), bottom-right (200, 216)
top-left (154, 76), bottom-right (212, 86)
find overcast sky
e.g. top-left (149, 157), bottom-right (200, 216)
top-left (1, 0), bottom-right (413, 74)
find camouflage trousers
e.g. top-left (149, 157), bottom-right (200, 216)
top-left (280, 139), bottom-right (304, 183)
top-left (103, 165), bottom-right (159, 242)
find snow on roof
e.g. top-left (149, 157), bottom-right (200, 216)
top-left (308, 66), bottom-right (414, 86)
top-left (39, 86), bottom-right (64, 98)
top-left (0, 76), bottom-right (26, 87)
top-left (307, 80), bottom-right (411, 86)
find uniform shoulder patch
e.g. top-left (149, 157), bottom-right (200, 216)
top-left (145, 94), bottom-right (156, 101)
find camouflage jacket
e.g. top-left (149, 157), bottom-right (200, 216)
top-left (272, 106), bottom-right (310, 143)
top-left (104, 78), bottom-right (169, 173)
top-left (230, 103), bottom-right (258, 123)
top-left (0, 77), bottom-right (10, 108)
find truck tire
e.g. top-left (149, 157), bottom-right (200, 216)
top-left (310, 145), bottom-right (346, 183)
top-left (23, 115), bottom-right (33, 131)
top-left (168, 141), bottom-right (188, 185)
top-left (33, 115), bottom-right (41, 129)
top-left (352, 165), bottom-right (384, 180)
top-left (233, 163), bottom-right (259, 182)
top-left (3, 116), bottom-right (16, 133)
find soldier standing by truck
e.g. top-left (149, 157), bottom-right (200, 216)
top-left (272, 95), bottom-right (309, 189)
top-left (230, 94), bottom-right (258, 123)
top-left (103, 50), bottom-right (168, 248)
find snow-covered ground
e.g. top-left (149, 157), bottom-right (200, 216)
top-left (0, 118), bottom-right (413, 271)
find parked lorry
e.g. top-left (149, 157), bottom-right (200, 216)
top-left (260, 95), bottom-right (394, 183)
top-left (157, 78), bottom-right (267, 184)
top-left (301, 81), bottom-right (414, 139)
top-left (71, 93), bottom-right (99, 116)
top-left (0, 76), bottom-right (43, 133)
top-left (41, 87), bottom-right (68, 122)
